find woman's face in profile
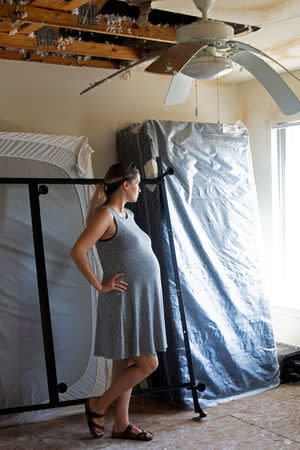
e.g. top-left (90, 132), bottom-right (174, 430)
top-left (128, 173), bottom-right (141, 202)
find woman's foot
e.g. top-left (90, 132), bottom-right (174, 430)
top-left (85, 397), bottom-right (105, 438)
top-left (112, 421), bottom-right (153, 440)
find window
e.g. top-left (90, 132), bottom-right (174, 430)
top-left (271, 122), bottom-right (300, 311)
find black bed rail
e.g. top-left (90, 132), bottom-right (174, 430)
top-left (0, 169), bottom-right (174, 185)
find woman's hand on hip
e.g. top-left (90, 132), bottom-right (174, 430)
top-left (100, 272), bottom-right (128, 293)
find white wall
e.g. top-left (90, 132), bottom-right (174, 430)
top-left (237, 71), bottom-right (300, 346)
top-left (0, 59), bottom-right (239, 175)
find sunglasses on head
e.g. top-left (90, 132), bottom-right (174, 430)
top-left (122, 162), bottom-right (137, 181)
top-left (125, 161), bottom-right (136, 173)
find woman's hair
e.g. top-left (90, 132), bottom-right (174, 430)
top-left (86, 162), bottom-right (139, 224)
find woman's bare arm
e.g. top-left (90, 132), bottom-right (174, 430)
top-left (70, 208), bottom-right (114, 292)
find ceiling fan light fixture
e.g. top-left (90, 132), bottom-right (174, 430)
top-left (181, 55), bottom-right (233, 80)
top-left (177, 20), bottom-right (234, 44)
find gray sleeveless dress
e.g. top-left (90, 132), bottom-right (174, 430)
top-left (94, 205), bottom-right (168, 359)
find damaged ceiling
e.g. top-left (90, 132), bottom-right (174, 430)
top-left (0, 0), bottom-right (299, 82)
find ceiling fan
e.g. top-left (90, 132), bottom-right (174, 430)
top-left (81, 0), bottom-right (300, 116)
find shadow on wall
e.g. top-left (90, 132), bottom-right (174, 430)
top-left (0, 121), bottom-right (22, 132)
top-left (0, 122), bottom-right (66, 136)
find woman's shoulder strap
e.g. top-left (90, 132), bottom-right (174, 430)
top-left (101, 205), bottom-right (112, 212)
top-left (97, 205), bottom-right (115, 217)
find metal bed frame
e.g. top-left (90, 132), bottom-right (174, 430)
top-left (0, 158), bottom-right (206, 420)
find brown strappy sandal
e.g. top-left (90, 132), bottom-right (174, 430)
top-left (111, 423), bottom-right (153, 441)
top-left (84, 399), bottom-right (104, 439)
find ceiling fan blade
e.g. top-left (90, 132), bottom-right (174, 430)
top-left (229, 41), bottom-right (300, 83)
top-left (145, 43), bottom-right (207, 75)
top-left (164, 72), bottom-right (194, 106)
top-left (231, 50), bottom-right (300, 115)
top-left (80, 55), bottom-right (158, 95)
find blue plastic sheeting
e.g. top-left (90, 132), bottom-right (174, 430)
top-left (117, 120), bottom-right (280, 408)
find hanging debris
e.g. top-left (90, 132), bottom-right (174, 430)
top-left (9, 27), bottom-right (19, 35)
top-left (124, 0), bottom-right (152, 25)
top-left (57, 36), bottom-right (74, 51)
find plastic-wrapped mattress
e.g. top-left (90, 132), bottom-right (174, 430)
top-left (117, 120), bottom-right (280, 408)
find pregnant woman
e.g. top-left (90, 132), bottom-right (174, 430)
top-left (70, 162), bottom-right (167, 441)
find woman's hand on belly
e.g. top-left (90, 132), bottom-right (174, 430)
top-left (100, 272), bottom-right (128, 294)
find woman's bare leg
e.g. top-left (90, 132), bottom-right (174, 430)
top-left (113, 388), bottom-right (132, 426)
top-left (113, 358), bottom-right (134, 428)
top-left (86, 359), bottom-right (132, 437)
top-left (91, 353), bottom-right (158, 410)
top-left (88, 354), bottom-right (158, 436)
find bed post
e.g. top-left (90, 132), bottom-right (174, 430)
top-left (156, 157), bottom-right (206, 420)
top-left (28, 183), bottom-right (61, 405)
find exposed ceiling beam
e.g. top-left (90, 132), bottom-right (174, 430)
top-left (31, 0), bottom-right (117, 13)
top-left (0, 47), bottom-right (119, 68)
top-left (0, 4), bottom-right (176, 43)
top-left (18, 23), bottom-right (43, 35)
top-left (0, 48), bottom-right (24, 62)
top-left (0, 22), bottom-right (10, 33)
top-left (31, 1), bottom-right (89, 11)
top-left (30, 53), bottom-right (119, 67)
top-left (31, 0), bottom-right (119, 12)
top-left (0, 32), bottom-right (143, 60)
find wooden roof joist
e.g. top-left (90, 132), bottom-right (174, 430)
top-left (0, 47), bottom-right (120, 68)
top-left (0, 32), bottom-right (143, 60)
top-left (0, 4), bottom-right (176, 43)
top-left (18, 24), bottom-right (43, 35)
top-left (31, 0), bottom-right (102, 12)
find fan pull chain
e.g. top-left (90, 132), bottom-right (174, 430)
top-left (216, 56), bottom-right (220, 127)
top-left (195, 79), bottom-right (198, 117)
